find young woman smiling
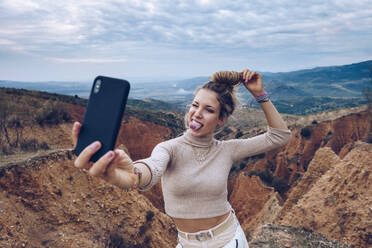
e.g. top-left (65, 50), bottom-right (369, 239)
top-left (72, 69), bottom-right (291, 248)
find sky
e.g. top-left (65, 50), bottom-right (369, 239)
top-left (0, 0), bottom-right (372, 82)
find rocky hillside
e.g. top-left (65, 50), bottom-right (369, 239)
top-left (1, 87), bottom-right (371, 247)
top-left (0, 87), bottom-right (182, 165)
top-left (0, 150), bottom-right (178, 247)
top-left (228, 110), bottom-right (371, 248)
top-left (249, 224), bottom-right (352, 248)
top-left (247, 109), bottom-right (371, 184)
top-left (229, 143), bottom-right (371, 248)
top-left (276, 142), bottom-right (372, 248)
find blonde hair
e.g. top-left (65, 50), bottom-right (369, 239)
top-left (184, 71), bottom-right (242, 131)
top-left (199, 70), bottom-right (242, 120)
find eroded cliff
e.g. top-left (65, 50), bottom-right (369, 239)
top-left (230, 110), bottom-right (371, 247)
top-left (0, 150), bottom-right (178, 247)
top-left (276, 142), bottom-right (372, 248)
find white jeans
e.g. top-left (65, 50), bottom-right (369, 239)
top-left (176, 211), bottom-right (249, 248)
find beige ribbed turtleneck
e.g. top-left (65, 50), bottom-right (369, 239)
top-left (134, 126), bottom-right (291, 219)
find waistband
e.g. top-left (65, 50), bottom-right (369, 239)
top-left (177, 210), bottom-right (236, 242)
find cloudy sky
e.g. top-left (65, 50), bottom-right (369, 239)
top-left (1, 0), bottom-right (372, 82)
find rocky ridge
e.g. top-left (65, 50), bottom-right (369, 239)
top-left (277, 142), bottom-right (372, 248)
top-left (254, 109), bottom-right (371, 184)
top-left (228, 110), bottom-right (371, 247)
top-left (229, 141), bottom-right (372, 248)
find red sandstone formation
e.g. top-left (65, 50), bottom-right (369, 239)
top-left (229, 175), bottom-right (276, 231)
top-left (276, 142), bottom-right (372, 248)
top-left (0, 150), bottom-right (177, 247)
top-left (117, 115), bottom-right (173, 161)
top-left (230, 110), bottom-right (371, 247)
top-left (251, 111), bottom-right (371, 186)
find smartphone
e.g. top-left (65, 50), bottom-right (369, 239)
top-left (74, 76), bottom-right (130, 162)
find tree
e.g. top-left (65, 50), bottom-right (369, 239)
top-left (0, 99), bottom-right (11, 145)
top-left (7, 115), bottom-right (24, 148)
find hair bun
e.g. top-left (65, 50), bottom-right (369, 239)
top-left (210, 71), bottom-right (242, 91)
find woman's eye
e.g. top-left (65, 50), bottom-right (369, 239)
top-left (192, 103), bottom-right (198, 107)
top-left (207, 109), bottom-right (214, 113)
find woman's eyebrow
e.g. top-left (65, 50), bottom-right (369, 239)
top-left (193, 100), bottom-right (216, 109)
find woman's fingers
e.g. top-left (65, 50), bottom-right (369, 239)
top-left (248, 71), bottom-right (258, 81)
top-left (242, 69), bottom-right (257, 83)
top-left (88, 151), bottom-right (116, 177)
top-left (74, 141), bottom-right (101, 169)
top-left (72, 122), bottom-right (81, 147)
top-left (114, 149), bottom-right (133, 166)
top-left (243, 71), bottom-right (259, 83)
top-left (242, 69), bottom-right (250, 81)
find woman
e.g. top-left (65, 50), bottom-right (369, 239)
top-left (72, 69), bottom-right (291, 248)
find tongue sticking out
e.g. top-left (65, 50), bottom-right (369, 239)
top-left (190, 120), bottom-right (203, 131)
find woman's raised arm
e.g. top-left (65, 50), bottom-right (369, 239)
top-left (241, 69), bottom-right (288, 130)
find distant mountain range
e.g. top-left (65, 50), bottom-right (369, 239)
top-left (1, 60), bottom-right (371, 115)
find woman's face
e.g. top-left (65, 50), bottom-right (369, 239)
top-left (188, 89), bottom-right (224, 137)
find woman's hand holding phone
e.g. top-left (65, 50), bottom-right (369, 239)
top-left (72, 122), bottom-right (137, 189)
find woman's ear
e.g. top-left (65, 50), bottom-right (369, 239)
top-left (217, 117), bottom-right (226, 127)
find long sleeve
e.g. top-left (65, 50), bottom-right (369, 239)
top-left (134, 142), bottom-right (171, 191)
top-left (224, 126), bottom-right (291, 162)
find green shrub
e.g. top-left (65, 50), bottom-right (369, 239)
top-left (18, 139), bottom-right (50, 152)
top-left (1, 144), bottom-right (14, 155)
top-left (39, 141), bottom-right (50, 150)
top-left (19, 138), bottom-right (39, 151)
top-left (146, 210), bottom-right (154, 222)
top-left (247, 170), bottom-right (290, 194)
top-left (35, 101), bottom-right (72, 125)
top-left (248, 170), bottom-right (273, 184)
top-left (144, 235), bottom-right (151, 245)
top-left (272, 177), bottom-right (290, 194)
top-left (106, 233), bottom-right (142, 248)
top-left (235, 131), bottom-right (243, 138)
top-left (364, 133), bottom-right (372, 144)
top-left (251, 153), bottom-right (265, 159)
top-left (139, 225), bottom-right (148, 236)
top-left (107, 233), bottom-right (125, 248)
top-left (300, 126), bottom-right (312, 139)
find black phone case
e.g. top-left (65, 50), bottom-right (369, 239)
top-left (74, 76), bottom-right (130, 162)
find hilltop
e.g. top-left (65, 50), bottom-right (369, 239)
top-left (0, 87), bottom-right (183, 165)
top-left (1, 59), bottom-right (371, 115)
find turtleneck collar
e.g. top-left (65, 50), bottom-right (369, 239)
top-left (182, 129), bottom-right (215, 148)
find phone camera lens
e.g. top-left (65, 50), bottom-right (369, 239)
top-left (94, 79), bottom-right (102, 93)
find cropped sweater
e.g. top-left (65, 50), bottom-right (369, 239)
top-left (134, 126), bottom-right (291, 219)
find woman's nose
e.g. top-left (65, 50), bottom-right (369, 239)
top-left (195, 108), bottom-right (202, 118)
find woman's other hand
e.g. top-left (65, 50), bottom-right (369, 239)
top-left (241, 69), bottom-right (265, 97)
top-left (71, 122), bottom-right (137, 189)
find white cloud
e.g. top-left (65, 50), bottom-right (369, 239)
top-left (47, 57), bottom-right (128, 63)
top-left (196, 0), bottom-right (211, 5)
top-left (0, 0), bottom-right (371, 80)
top-left (2, 0), bottom-right (41, 12)
top-left (2, 0), bottom-right (371, 51)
